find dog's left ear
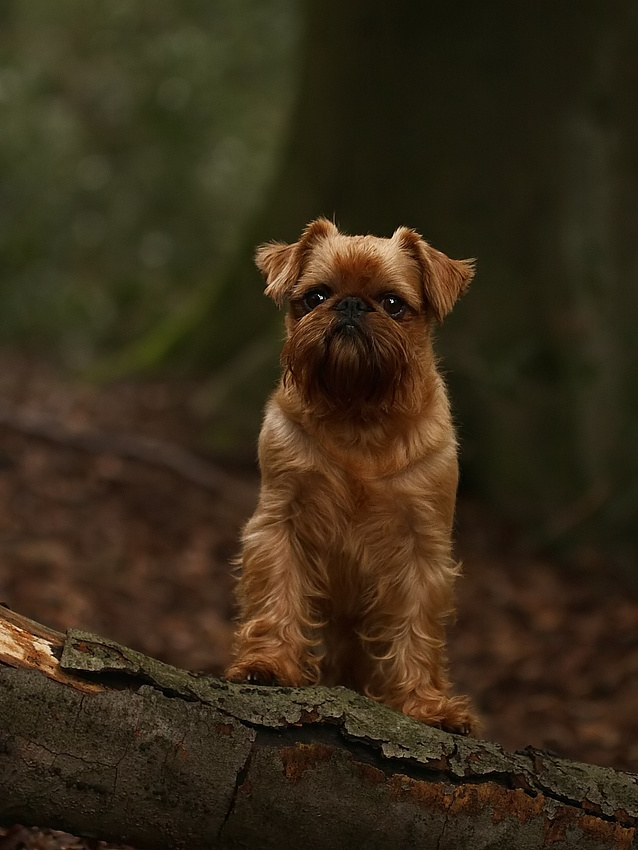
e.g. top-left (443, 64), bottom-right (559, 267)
top-left (393, 227), bottom-right (475, 323)
top-left (255, 217), bottom-right (338, 307)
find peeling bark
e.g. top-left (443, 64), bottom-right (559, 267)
top-left (0, 608), bottom-right (636, 849)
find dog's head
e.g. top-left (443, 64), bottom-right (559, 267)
top-left (255, 218), bottom-right (474, 416)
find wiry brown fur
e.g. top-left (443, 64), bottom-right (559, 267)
top-left (225, 218), bottom-right (478, 734)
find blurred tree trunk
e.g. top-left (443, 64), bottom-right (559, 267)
top-left (214, 0), bottom-right (638, 558)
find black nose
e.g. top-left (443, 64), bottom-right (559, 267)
top-left (334, 296), bottom-right (371, 319)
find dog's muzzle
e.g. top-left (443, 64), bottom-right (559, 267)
top-left (333, 296), bottom-right (373, 328)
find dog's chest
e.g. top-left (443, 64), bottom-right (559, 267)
top-left (291, 466), bottom-right (415, 561)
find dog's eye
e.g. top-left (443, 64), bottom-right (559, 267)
top-left (380, 294), bottom-right (407, 318)
top-left (302, 287), bottom-right (330, 312)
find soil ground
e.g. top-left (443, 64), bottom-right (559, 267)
top-left (0, 353), bottom-right (636, 849)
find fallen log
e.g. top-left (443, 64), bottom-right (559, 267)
top-left (0, 607), bottom-right (636, 849)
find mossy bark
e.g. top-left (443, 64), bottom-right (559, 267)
top-left (0, 610), bottom-right (636, 848)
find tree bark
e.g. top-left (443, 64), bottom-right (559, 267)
top-left (0, 608), bottom-right (636, 849)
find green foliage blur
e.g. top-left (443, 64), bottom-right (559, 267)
top-left (0, 0), bottom-right (299, 368)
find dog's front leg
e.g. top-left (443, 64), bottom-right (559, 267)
top-left (387, 614), bottom-right (478, 735)
top-left (360, 554), bottom-right (478, 735)
top-left (225, 503), bottom-right (320, 688)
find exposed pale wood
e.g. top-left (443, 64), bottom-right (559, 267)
top-left (0, 607), bottom-right (104, 694)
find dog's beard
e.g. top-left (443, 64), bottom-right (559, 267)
top-left (282, 313), bottom-right (421, 416)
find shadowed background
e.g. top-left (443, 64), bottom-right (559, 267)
top-left (0, 3), bottom-right (637, 843)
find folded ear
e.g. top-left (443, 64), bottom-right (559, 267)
top-left (393, 226), bottom-right (475, 323)
top-left (254, 241), bottom-right (297, 307)
top-left (255, 217), bottom-right (339, 307)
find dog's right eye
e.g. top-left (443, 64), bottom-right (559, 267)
top-left (302, 287), bottom-right (330, 312)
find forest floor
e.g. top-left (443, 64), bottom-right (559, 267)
top-left (0, 352), bottom-right (636, 850)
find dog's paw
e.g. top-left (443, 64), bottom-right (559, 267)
top-left (439, 714), bottom-right (478, 736)
top-left (403, 693), bottom-right (480, 736)
top-left (437, 697), bottom-right (481, 736)
top-left (225, 660), bottom-right (281, 686)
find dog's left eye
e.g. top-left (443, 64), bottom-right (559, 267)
top-left (380, 294), bottom-right (407, 318)
top-left (302, 287), bottom-right (330, 312)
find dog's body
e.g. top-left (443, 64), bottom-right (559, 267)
top-left (225, 218), bottom-right (477, 733)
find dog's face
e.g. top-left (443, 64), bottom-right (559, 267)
top-left (255, 218), bottom-right (473, 416)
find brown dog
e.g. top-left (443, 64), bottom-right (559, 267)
top-left (225, 218), bottom-right (477, 734)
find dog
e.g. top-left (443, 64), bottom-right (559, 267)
top-left (225, 218), bottom-right (477, 734)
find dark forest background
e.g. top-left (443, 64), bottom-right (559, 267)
top-left (0, 0), bottom-right (638, 559)
top-left (2, 0), bottom-right (636, 561)
top-left (1, 6), bottom-right (638, 844)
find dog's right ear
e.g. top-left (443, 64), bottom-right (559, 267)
top-left (255, 217), bottom-right (338, 307)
